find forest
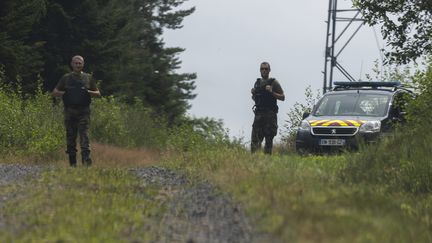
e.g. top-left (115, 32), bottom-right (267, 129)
top-left (0, 0), bottom-right (196, 124)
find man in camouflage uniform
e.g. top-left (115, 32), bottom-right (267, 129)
top-left (251, 62), bottom-right (285, 154)
top-left (52, 55), bottom-right (101, 167)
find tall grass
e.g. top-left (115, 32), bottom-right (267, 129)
top-left (161, 143), bottom-right (432, 242)
top-left (343, 131), bottom-right (432, 193)
top-left (0, 168), bottom-right (162, 242)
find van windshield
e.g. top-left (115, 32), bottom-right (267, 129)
top-left (314, 93), bottom-right (391, 117)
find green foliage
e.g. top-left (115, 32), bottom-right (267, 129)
top-left (90, 96), bottom-right (169, 148)
top-left (91, 97), bottom-right (231, 150)
top-left (165, 121), bottom-right (233, 157)
top-left (0, 70), bottom-right (64, 157)
top-left (281, 85), bottom-right (321, 148)
top-left (0, 0), bottom-right (196, 122)
top-left (0, 0), bottom-right (47, 89)
top-left (405, 61), bottom-right (432, 127)
top-left (354, 0), bottom-right (432, 64)
top-left (181, 116), bottom-right (230, 141)
top-left (364, 59), bottom-right (423, 85)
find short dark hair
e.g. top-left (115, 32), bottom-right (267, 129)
top-left (260, 62), bottom-right (271, 70)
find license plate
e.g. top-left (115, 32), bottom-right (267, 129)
top-left (319, 139), bottom-right (346, 146)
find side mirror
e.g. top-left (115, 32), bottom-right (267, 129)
top-left (302, 112), bottom-right (310, 119)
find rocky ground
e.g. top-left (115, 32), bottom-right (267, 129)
top-left (0, 164), bottom-right (275, 243)
top-left (0, 164), bottom-right (42, 186)
top-left (0, 164), bottom-right (44, 230)
top-left (133, 166), bottom-right (277, 243)
top-left (0, 163), bottom-right (44, 207)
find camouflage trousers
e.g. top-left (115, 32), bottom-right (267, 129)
top-left (251, 110), bottom-right (278, 154)
top-left (64, 106), bottom-right (91, 159)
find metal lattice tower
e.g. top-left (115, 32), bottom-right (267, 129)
top-left (323, 0), bottom-right (365, 93)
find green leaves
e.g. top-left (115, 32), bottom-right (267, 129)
top-left (0, 82), bottom-right (64, 156)
top-left (355, 0), bottom-right (432, 64)
top-left (282, 85), bottom-right (321, 147)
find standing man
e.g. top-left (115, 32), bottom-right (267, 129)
top-left (52, 55), bottom-right (101, 167)
top-left (251, 62), bottom-right (285, 154)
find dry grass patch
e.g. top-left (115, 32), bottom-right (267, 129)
top-left (91, 142), bottom-right (161, 167)
top-left (0, 151), bottom-right (63, 165)
top-left (0, 142), bottom-right (162, 168)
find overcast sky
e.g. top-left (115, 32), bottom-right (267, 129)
top-left (163, 0), bottom-right (386, 143)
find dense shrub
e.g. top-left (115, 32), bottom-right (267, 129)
top-left (0, 82), bottom-right (64, 157)
top-left (90, 96), bottom-right (169, 148)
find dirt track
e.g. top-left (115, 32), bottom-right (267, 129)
top-left (0, 164), bottom-right (275, 242)
top-left (133, 166), bottom-right (276, 243)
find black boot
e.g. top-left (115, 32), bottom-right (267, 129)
top-left (69, 155), bottom-right (77, 167)
top-left (82, 152), bottom-right (92, 166)
top-left (83, 157), bottom-right (92, 166)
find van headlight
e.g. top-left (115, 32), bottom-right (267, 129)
top-left (359, 121), bottom-right (381, 133)
top-left (298, 120), bottom-right (311, 131)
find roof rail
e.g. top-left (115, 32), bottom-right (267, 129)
top-left (333, 81), bottom-right (401, 89)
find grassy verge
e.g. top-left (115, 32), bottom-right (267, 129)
top-left (163, 147), bottom-right (432, 242)
top-left (1, 142), bottom-right (431, 242)
top-left (0, 158), bottom-right (165, 242)
top-left (0, 168), bottom-right (160, 242)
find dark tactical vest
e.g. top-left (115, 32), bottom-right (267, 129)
top-left (253, 78), bottom-right (278, 113)
top-left (62, 73), bottom-right (91, 107)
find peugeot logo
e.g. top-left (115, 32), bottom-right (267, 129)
top-left (331, 129), bottom-right (337, 134)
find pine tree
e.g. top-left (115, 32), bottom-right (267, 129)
top-left (96, 0), bottom-right (197, 123)
top-left (0, 0), bottom-right (47, 90)
top-left (1, 0), bottom-right (196, 123)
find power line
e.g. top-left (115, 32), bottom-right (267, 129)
top-left (372, 25), bottom-right (385, 80)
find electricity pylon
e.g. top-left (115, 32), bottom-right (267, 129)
top-left (323, 0), bottom-right (365, 93)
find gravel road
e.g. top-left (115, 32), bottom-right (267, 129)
top-left (132, 166), bottom-right (276, 243)
top-left (0, 164), bottom-right (45, 230)
top-left (0, 164), bottom-right (42, 186)
top-left (0, 164), bottom-right (275, 242)
top-left (0, 163), bottom-right (44, 206)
